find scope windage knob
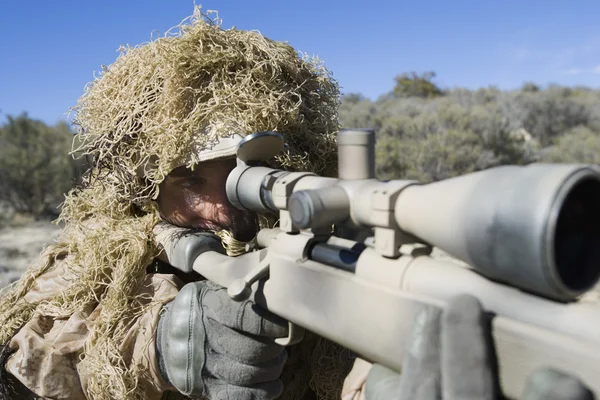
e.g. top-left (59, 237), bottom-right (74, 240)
top-left (288, 186), bottom-right (350, 229)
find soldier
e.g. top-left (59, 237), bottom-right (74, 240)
top-left (0, 8), bottom-right (352, 400)
top-left (0, 7), bottom-right (594, 400)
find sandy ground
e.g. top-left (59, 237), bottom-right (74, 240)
top-left (0, 221), bottom-right (61, 288)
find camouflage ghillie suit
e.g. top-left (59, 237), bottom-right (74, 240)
top-left (0, 8), bottom-right (355, 400)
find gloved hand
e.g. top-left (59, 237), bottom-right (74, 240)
top-left (156, 280), bottom-right (289, 400)
top-left (364, 295), bottom-right (595, 400)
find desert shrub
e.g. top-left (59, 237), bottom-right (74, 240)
top-left (515, 89), bottom-right (591, 146)
top-left (376, 129), bottom-right (488, 182)
top-left (340, 74), bottom-right (600, 182)
top-left (338, 98), bottom-right (382, 131)
top-left (521, 82), bottom-right (541, 93)
top-left (0, 114), bottom-right (81, 219)
top-left (539, 126), bottom-right (600, 164)
top-left (0, 203), bottom-right (13, 229)
top-left (393, 71), bottom-right (443, 98)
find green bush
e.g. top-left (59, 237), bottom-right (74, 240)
top-left (539, 126), bottom-right (600, 164)
top-left (0, 114), bottom-right (80, 219)
top-left (393, 71), bottom-right (443, 99)
top-left (340, 74), bottom-right (597, 182)
top-left (376, 129), bottom-right (487, 182)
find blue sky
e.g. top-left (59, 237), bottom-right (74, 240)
top-left (1, 0), bottom-right (599, 125)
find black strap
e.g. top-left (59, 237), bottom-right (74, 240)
top-left (146, 258), bottom-right (203, 285)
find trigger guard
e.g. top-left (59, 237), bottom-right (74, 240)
top-left (275, 322), bottom-right (305, 346)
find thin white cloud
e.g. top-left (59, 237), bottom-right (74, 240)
top-left (561, 65), bottom-right (600, 75)
top-left (563, 68), bottom-right (585, 75)
top-left (498, 33), bottom-right (600, 80)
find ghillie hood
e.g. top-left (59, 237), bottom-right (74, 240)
top-left (0, 7), bottom-right (343, 400)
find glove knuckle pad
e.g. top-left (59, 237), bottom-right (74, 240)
top-left (206, 351), bottom-right (287, 386)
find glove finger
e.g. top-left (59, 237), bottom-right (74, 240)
top-left (205, 349), bottom-right (288, 386)
top-left (441, 294), bottom-right (495, 400)
top-left (522, 368), bottom-right (595, 400)
top-left (201, 282), bottom-right (289, 338)
top-left (365, 364), bottom-right (403, 400)
top-left (206, 317), bottom-right (286, 364)
top-left (396, 304), bottom-right (443, 400)
top-left (204, 377), bottom-right (284, 400)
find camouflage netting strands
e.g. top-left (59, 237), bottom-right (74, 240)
top-left (0, 7), bottom-right (344, 400)
top-left (71, 7), bottom-right (339, 207)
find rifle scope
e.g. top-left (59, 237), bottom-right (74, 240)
top-left (226, 130), bottom-right (600, 301)
top-left (392, 163), bottom-right (600, 301)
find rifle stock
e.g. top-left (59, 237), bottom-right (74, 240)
top-left (155, 227), bottom-right (600, 399)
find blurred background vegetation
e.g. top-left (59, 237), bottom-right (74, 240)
top-left (2, 71), bottom-right (600, 225)
top-left (0, 114), bottom-right (85, 227)
top-left (340, 72), bottom-right (600, 182)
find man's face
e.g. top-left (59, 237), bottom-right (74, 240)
top-left (157, 158), bottom-right (258, 241)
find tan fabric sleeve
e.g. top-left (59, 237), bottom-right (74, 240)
top-left (341, 358), bottom-right (372, 400)
top-left (112, 273), bottom-right (181, 398)
top-left (6, 272), bottom-right (182, 400)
